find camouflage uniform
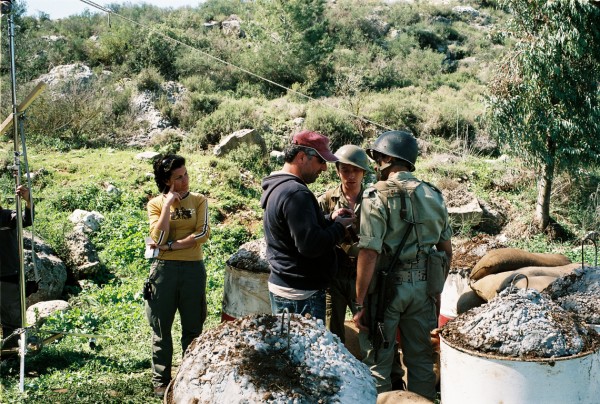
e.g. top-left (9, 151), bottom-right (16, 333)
top-left (318, 184), bottom-right (363, 342)
top-left (358, 171), bottom-right (452, 399)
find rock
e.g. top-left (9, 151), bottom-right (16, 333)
top-left (221, 15), bottom-right (243, 37)
top-left (292, 117), bottom-right (305, 128)
top-left (453, 6), bottom-right (479, 18)
top-left (64, 229), bottom-right (101, 279)
top-left (26, 300), bottom-right (70, 326)
top-left (68, 209), bottom-right (104, 233)
top-left (213, 128), bottom-right (266, 157)
top-left (447, 198), bottom-right (483, 228)
top-left (23, 232), bottom-right (67, 306)
top-left (36, 63), bottom-right (94, 87)
top-left (270, 150), bottom-right (284, 164)
top-left (105, 183), bottom-right (120, 195)
top-left (363, 14), bottom-right (390, 37)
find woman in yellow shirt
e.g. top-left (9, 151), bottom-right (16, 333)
top-left (146, 154), bottom-right (210, 398)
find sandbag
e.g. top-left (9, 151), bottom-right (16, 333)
top-left (344, 320), bottom-right (363, 360)
top-left (456, 290), bottom-right (486, 314)
top-left (377, 390), bottom-right (433, 403)
top-left (471, 263), bottom-right (580, 301)
top-left (470, 248), bottom-right (571, 281)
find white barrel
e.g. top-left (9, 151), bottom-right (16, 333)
top-left (440, 336), bottom-right (600, 404)
top-left (222, 265), bottom-right (270, 319)
top-left (439, 271), bottom-right (470, 326)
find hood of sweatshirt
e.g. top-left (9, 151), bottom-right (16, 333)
top-left (260, 172), bottom-right (304, 209)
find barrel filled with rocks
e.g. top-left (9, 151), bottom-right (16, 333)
top-left (166, 313), bottom-right (376, 403)
top-left (440, 285), bottom-right (600, 403)
top-left (222, 239), bottom-right (271, 321)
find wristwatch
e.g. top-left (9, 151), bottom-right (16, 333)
top-left (167, 241), bottom-right (174, 251)
top-left (355, 303), bottom-right (364, 312)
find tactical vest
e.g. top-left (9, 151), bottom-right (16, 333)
top-left (371, 177), bottom-right (444, 262)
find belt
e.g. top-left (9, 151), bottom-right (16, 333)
top-left (393, 269), bottom-right (427, 284)
top-left (395, 260), bottom-right (426, 270)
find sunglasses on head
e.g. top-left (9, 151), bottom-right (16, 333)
top-left (303, 148), bottom-right (326, 164)
top-left (160, 157), bottom-right (175, 172)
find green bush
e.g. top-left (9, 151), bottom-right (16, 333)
top-left (227, 144), bottom-right (272, 178)
top-left (186, 98), bottom-right (265, 149)
top-left (304, 106), bottom-right (363, 150)
top-left (136, 67), bottom-right (163, 93)
top-left (46, 184), bottom-right (123, 212)
top-left (149, 129), bottom-right (183, 155)
top-left (181, 75), bottom-right (217, 93)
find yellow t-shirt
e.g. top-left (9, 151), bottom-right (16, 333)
top-left (147, 192), bottom-right (210, 261)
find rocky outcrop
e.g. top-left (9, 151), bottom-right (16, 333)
top-left (213, 129), bottom-right (267, 157)
top-left (23, 232), bottom-right (67, 306)
top-left (65, 210), bottom-right (104, 279)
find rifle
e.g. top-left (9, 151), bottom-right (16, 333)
top-left (370, 221), bottom-right (414, 361)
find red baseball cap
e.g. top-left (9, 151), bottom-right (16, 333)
top-left (291, 130), bottom-right (338, 162)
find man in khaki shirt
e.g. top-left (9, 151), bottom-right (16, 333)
top-left (353, 131), bottom-right (452, 400)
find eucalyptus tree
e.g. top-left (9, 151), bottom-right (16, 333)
top-left (486, 0), bottom-right (600, 231)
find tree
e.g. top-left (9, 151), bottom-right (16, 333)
top-left (486, 0), bottom-right (600, 231)
top-left (241, 0), bottom-right (333, 95)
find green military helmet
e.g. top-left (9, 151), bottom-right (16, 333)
top-left (334, 145), bottom-right (370, 171)
top-left (366, 130), bottom-right (418, 172)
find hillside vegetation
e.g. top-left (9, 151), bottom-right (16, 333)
top-left (0, 0), bottom-right (599, 402)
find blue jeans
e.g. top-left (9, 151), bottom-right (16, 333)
top-left (269, 289), bottom-right (326, 321)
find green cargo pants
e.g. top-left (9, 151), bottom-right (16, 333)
top-left (145, 259), bottom-right (207, 387)
top-left (359, 278), bottom-right (437, 400)
top-left (326, 260), bottom-right (357, 343)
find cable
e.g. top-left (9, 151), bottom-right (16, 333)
top-left (79, 0), bottom-right (397, 131)
top-left (77, 1), bottom-right (470, 157)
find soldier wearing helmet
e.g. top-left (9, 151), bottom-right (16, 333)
top-left (317, 145), bottom-right (369, 341)
top-left (353, 130), bottom-right (453, 399)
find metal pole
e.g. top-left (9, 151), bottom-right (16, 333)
top-left (3, 0), bottom-right (27, 392)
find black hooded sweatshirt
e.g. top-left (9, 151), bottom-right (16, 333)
top-left (260, 172), bottom-right (345, 291)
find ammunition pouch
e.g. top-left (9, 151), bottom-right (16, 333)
top-left (426, 250), bottom-right (449, 297)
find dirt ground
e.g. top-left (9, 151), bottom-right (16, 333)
top-left (451, 233), bottom-right (506, 273)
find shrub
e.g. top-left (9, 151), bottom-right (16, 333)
top-left (185, 98), bottom-right (265, 149)
top-left (181, 74), bottom-right (217, 93)
top-left (227, 144), bottom-right (271, 177)
top-left (46, 183), bottom-right (123, 212)
top-left (304, 106), bottom-right (363, 150)
top-left (136, 67), bottom-right (163, 93)
top-left (149, 129), bottom-right (183, 155)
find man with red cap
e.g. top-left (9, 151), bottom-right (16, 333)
top-left (260, 130), bottom-right (354, 320)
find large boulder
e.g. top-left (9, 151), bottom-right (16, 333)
top-left (23, 232), bottom-right (67, 306)
top-left (26, 300), bottom-right (70, 326)
top-left (213, 128), bottom-right (267, 157)
top-left (65, 209), bottom-right (104, 279)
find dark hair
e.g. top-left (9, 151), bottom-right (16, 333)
top-left (153, 154), bottom-right (186, 194)
top-left (391, 157), bottom-right (411, 170)
top-left (283, 145), bottom-right (319, 163)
